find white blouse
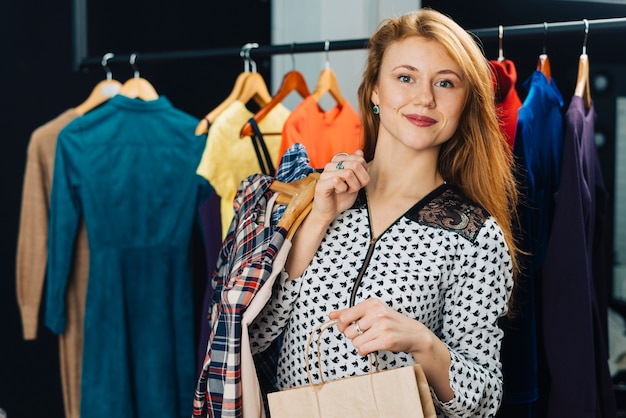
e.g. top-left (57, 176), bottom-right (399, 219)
top-left (250, 184), bottom-right (513, 417)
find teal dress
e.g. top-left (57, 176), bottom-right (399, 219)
top-left (46, 95), bottom-right (212, 418)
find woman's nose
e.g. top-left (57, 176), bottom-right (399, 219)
top-left (413, 84), bottom-right (435, 108)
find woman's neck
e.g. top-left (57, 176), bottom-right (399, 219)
top-left (366, 153), bottom-right (444, 202)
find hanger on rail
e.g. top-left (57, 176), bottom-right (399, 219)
top-left (574, 19), bottom-right (592, 110)
top-left (75, 53), bottom-right (122, 115)
top-left (537, 22), bottom-right (552, 82)
top-left (234, 45), bottom-right (272, 111)
top-left (240, 45), bottom-right (310, 138)
top-left (195, 43), bottom-right (271, 135)
top-left (311, 40), bottom-right (345, 108)
top-left (498, 25), bottom-right (506, 62)
top-left (118, 53), bottom-right (159, 100)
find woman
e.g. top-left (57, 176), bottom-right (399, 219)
top-left (251, 8), bottom-right (519, 417)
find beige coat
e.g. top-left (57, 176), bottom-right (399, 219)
top-left (16, 108), bottom-right (87, 418)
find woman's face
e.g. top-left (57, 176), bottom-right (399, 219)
top-left (371, 36), bottom-right (467, 155)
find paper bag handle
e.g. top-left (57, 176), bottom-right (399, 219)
top-left (305, 319), bottom-right (379, 385)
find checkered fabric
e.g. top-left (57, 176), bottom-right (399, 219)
top-left (193, 144), bottom-right (314, 418)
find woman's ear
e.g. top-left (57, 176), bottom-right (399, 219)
top-left (370, 88), bottom-right (379, 107)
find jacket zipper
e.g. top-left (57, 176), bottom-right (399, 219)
top-left (348, 190), bottom-right (389, 308)
top-left (349, 235), bottom-right (378, 307)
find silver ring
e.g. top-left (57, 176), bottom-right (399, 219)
top-left (332, 152), bottom-right (349, 161)
top-left (355, 321), bottom-right (363, 335)
top-left (336, 161), bottom-right (344, 170)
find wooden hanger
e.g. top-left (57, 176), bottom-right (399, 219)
top-left (312, 68), bottom-right (345, 108)
top-left (574, 20), bottom-right (592, 110)
top-left (235, 43), bottom-right (272, 108)
top-left (537, 53), bottom-right (551, 81)
top-left (75, 79), bottom-right (122, 115)
top-left (195, 72), bottom-right (250, 135)
top-left (240, 69), bottom-right (311, 138)
top-left (271, 172), bottom-right (320, 239)
top-left (118, 53), bottom-right (159, 101)
top-left (236, 72), bottom-right (272, 109)
top-left (271, 172), bottom-right (319, 204)
top-left (195, 43), bottom-right (263, 135)
top-left (119, 77), bottom-right (159, 101)
top-left (311, 41), bottom-right (345, 107)
top-left (574, 54), bottom-right (591, 109)
top-left (75, 53), bottom-right (121, 116)
top-left (312, 68), bottom-right (345, 106)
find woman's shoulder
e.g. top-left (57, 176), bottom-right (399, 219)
top-left (405, 184), bottom-right (492, 244)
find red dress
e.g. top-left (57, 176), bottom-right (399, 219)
top-left (490, 59), bottom-right (523, 150)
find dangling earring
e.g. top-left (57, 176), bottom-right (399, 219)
top-left (372, 104), bottom-right (380, 115)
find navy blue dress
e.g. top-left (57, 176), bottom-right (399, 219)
top-left (542, 96), bottom-right (616, 417)
top-left (46, 95), bottom-right (212, 418)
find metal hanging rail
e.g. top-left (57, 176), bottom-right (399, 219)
top-left (77, 16), bottom-right (626, 70)
top-left (77, 38), bottom-right (372, 69)
top-left (469, 16), bottom-right (626, 40)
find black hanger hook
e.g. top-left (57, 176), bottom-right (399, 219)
top-left (101, 52), bottom-right (115, 81)
top-left (290, 43), bottom-right (296, 70)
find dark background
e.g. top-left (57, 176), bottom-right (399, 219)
top-left (2, 1), bottom-right (626, 416)
top-left (0, 1), bottom-right (272, 416)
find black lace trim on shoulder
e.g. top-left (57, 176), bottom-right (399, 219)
top-left (406, 185), bottom-right (489, 243)
top-left (350, 185), bottom-right (489, 242)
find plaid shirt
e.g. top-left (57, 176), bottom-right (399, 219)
top-left (193, 145), bottom-right (314, 418)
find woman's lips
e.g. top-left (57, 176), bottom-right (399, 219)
top-left (405, 114), bottom-right (437, 127)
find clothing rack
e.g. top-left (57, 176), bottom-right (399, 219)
top-left (77, 16), bottom-right (626, 71)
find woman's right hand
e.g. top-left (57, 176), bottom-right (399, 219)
top-left (312, 150), bottom-right (370, 224)
top-left (285, 151), bottom-right (369, 279)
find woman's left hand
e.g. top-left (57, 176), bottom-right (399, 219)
top-left (330, 298), bottom-right (454, 402)
top-left (329, 298), bottom-right (435, 357)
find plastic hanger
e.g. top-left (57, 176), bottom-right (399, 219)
top-left (574, 19), bottom-right (592, 110)
top-left (311, 41), bottom-right (345, 107)
top-left (118, 53), bottom-right (159, 101)
top-left (195, 43), bottom-right (259, 135)
top-left (240, 49), bottom-right (311, 138)
top-left (75, 53), bottom-right (122, 116)
top-left (537, 22), bottom-right (551, 81)
top-left (271, 172), bottom-right (320, 239)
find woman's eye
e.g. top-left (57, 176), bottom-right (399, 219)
top-left (436, 80), bottom-right (454, 88)
top-left (398, 75), bottom-right (412, 83)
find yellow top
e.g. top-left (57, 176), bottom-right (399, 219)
top-left (196, 100), bottom-right (290, 238)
